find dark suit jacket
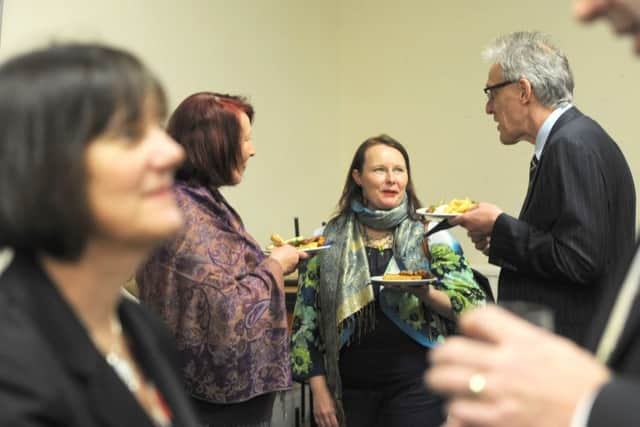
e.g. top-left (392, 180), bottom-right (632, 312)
top-left (489, 107), bottom-right (636, 344)
top-left (0, 251), bottom-right (200, 427)
top-left (583, 242), bottom-right (640, 426)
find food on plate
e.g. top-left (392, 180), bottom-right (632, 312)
top-left (382, 270), bottom-right (434, 281)
top-left (270, 233), bottom-right (287, 246)
top-left (267, 234), bottom-right (326, 251)
top-left (427, 198), bottom-right (476, 214)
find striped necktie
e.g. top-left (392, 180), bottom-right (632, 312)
top-left (529, 155), bottom-right (538, 181)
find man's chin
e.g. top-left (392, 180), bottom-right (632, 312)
top-left (499, 135), bottom-right (519, 146)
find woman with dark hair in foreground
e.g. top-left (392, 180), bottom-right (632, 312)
top-left (0, 43), bottom-right (200, 426)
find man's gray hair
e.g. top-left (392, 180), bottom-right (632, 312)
top-left (482, 31), bottom-right (574, 107)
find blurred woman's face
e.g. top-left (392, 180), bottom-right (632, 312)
top-left (85, 116), bottom-right (185, 246)
top-left (230, 112), bottom-right (255, 185)
top-left (352, 144), bottom-right (408, 210)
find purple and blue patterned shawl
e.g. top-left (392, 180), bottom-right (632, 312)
top-left (136, 183), bottom-right (292, 403)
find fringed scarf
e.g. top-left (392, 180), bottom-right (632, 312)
top-left (317, 196), bottom-right (428, 425)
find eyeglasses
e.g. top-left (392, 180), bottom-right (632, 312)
top-left (483, 80), bottom-right (516, 100)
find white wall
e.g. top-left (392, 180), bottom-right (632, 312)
top-left (2, 0), bottom-right (638, 269)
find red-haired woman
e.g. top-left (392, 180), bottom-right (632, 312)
top-left (137, 92), bottom-right (305, 427)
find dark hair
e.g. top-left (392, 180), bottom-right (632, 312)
top-left (337, 134), bottom-right (422, 219)
top-left (167, 92), bottom-right (254, 190)
top-left (0, 43), bottom-right (167, 260)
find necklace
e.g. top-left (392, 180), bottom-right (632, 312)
top-left (105, 317), bottom-right (141, 393)
top-left (361, 224), bottom-right (393, 253)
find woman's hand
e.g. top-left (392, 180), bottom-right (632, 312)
top-left (269, 245), bottom-right (308, 275)
top-left (309, 375), bottom-right (339, 427)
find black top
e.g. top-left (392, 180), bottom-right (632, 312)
top-left (0, 251), bottom-right (200, 427)
top-left (339, 247), bottom-right (428, 388)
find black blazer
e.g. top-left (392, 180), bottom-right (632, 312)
top-left (583, 242), bottom-right (640, 426)
top-left (0, 252), bottom-right (200, 427)
top-left (489, 107), bottom-right (636, 344)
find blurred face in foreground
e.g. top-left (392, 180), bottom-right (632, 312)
top-left (86, 102), bottom-right (186, 248)
top-left (575, 0), bottom-right (640, 54)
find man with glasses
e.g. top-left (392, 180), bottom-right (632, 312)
top-left (451, 31), bottom-right (635, 345)
top-left (426, 4), bottom-right (640, 426)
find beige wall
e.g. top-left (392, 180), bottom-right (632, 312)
top-left (2, 0), bottom-right (638, 268)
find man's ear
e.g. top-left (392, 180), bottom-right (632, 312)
top-left (519, 78), bottom-right (533, 102)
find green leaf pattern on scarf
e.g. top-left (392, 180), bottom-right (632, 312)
top-left (396, 293), bottom-right (425, 331)
top-left (430, 243), bottom-right (461, 276)
top-left (289, 257), bottom-right (323, 377)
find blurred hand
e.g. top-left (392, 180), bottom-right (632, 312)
top-left (573, 0), bottom-right (640, 23)
top-left (450, 202), bottom-right (503, 237)
top-left (574, 0), bottom-right (607, 21)
top-left (425, 305), bottom-right (611, 427)
top-left (309, 376), bottom-right (339, 427)
top-left (269, 245), bottom-right (308, 276)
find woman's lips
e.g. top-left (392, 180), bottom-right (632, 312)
top-left (146, 186), bottom-right (173, 198)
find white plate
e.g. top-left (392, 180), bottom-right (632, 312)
top-left (264, 244), bottom-right (332, 255)
top-left (298, 244), bottom-right (332, 254)
top-left (370, 275), bottom-right (436, 287)
top-left (416, 208), bottom-right (462, 219)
